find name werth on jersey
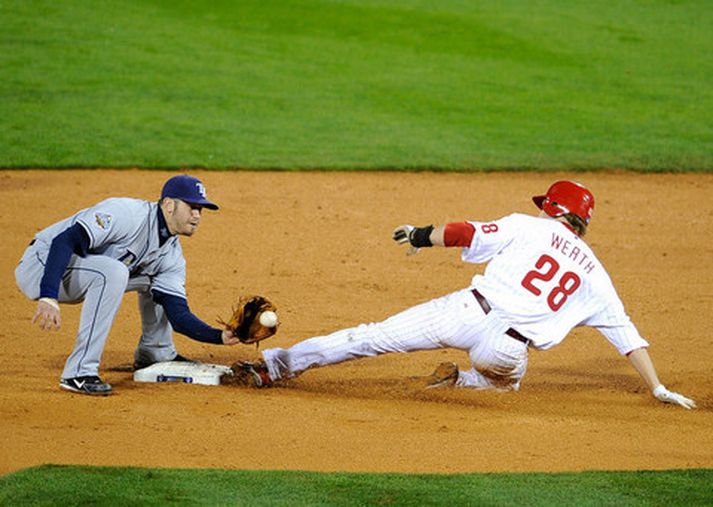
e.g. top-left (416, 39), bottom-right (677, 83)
top-left (550, 233), bottom-right (596, 274)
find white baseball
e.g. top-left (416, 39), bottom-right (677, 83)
top-left (259, 311), bottom-right (278, 328)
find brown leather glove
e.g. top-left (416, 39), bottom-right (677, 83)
top-left (221, 295), bottom-right (278, 345)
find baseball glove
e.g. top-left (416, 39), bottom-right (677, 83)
top-left (220, 295), bottom-right (278, 345)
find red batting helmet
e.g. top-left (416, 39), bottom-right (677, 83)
top-left (532, 181), bottom-right (595, 224)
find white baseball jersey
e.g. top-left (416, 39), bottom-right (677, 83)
top-left (464, 213), bottom-right (648, 354)
top-left (261, 213), bottom-right (649, 389)
top-left (33, 198), bottom-right (187, 298)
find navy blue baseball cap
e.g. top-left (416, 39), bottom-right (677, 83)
top-left (161, 175), bottom-right (219, 210)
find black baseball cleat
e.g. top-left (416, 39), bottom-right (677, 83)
top-left (133, 353), bottom-right (193, 371)
top-left (59, 376), bottom-right (113, 396)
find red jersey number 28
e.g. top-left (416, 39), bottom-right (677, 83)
top-left (521, 254), bottom-right (581, 311)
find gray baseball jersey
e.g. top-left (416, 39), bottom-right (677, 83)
top-left (16, 198), bottom-right (187, 378)
top-left (33, 197), bottom-right (187, 298)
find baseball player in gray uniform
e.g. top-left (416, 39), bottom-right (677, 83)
top-left (15, 174), bottom-right (240, 396)
top-left (237, 181), bottom-right (695, 409)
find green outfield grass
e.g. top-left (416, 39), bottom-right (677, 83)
top-left (1, 466), bottom-right (712, 506)
top-left (1, 0), bottom-right (711, 170)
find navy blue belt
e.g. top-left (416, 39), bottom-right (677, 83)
top-left (471, 289), bottom-right (532, 347)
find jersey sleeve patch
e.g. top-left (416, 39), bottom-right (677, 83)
top-left (73, 200), bottom-right (128, 250)
top-left (80, 211), bottom-right (115, 249)
top-left (93, 212), bottom-right (113, 230)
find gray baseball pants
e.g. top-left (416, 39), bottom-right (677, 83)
top-left (15, 241), bottom-right (177, 379)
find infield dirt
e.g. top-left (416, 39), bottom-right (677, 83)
top-left (1, 170), bottom-right (712, 474)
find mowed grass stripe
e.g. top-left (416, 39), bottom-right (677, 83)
top-left (1, 0), bottom-right (711, 169)
top-left (1, 465), bottom-right (712, 506)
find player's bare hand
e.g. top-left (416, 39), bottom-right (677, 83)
top-left (653, 385), bottom-right (696, 409)
top-left (32, 299), bottom-right (61, 331)
top-left (221, 329), bottom-right (240, 346)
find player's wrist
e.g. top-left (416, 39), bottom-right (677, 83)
top-left (39, 297), bottom-right (60, 311)
top-left (409, 225), bottom-right (434, 248)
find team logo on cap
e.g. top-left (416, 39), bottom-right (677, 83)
top-left (94, 212), bottom-right (113, 230)
top-left (196, 182), bottom-right (207, 198)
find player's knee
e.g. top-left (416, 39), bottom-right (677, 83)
top-left (15, 263), bottom-right (39, 300)
top-left (471, 353), bottom-right (519, 381)
top-left (98, 258), bottom-right (130, 292)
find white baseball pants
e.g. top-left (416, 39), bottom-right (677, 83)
top-left (262, 288), bottom-right (529, 390)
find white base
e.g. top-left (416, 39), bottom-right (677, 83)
top-left (133, 361), bottom-right (233, 386)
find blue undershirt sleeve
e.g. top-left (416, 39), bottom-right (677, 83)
top-left (39, 223), bottom-right (90, 300)
top-left (152, 290), bottom-right (223, 344)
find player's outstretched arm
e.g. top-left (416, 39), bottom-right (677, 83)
top-left (627, 347), bottom-right (696, 409)
top-left (430, 225), bottom-right (446, 246)
top-left (392, 224), bottom-right (450, 255)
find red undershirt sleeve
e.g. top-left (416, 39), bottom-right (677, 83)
top-left (444, 222), bottom-right (475, 247)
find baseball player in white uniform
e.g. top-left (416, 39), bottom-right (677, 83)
top-left (238, 181), bottom-right (695, 409)
top-left (15, 175), bottom-right (240, 395)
